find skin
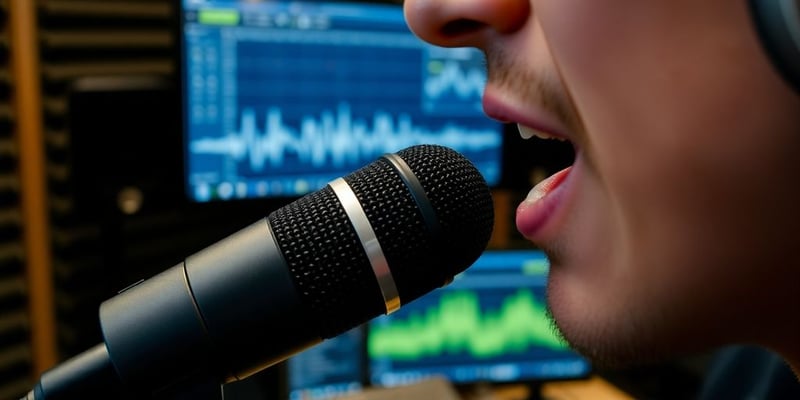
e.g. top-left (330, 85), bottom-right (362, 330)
top-left (403, 0), bottom-right (800, 374)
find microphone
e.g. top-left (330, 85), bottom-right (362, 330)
top-left (26, 144), bottom-right (495, 399)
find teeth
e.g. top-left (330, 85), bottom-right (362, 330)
top-left (517, 124), bottom-right (565, 141)
top-left (518, 124), bottom-right (537, 139)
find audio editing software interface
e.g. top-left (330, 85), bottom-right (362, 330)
top-left (179, 0), bottom-right (504, 202)
top-left (283, 249), bottom-right (591, 399)
top-left (285, 327), bottom-right (365, 400)
top-left (368, 249), bottom-right (591, 387)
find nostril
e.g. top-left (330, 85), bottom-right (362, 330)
top-left (441, 19), bottom-right (485, 37)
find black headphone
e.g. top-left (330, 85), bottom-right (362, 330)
top-left (750, 0), bottom-right (800, 92)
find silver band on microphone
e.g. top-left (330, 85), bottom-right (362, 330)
top-left (329, 177), bottom-right (401, 314)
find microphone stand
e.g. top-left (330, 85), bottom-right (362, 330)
top-left (22, 343), bottom-right (226, 399)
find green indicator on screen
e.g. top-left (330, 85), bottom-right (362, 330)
top-left (369, 289), bottom-right (567, 360)
top-left (199, 9), bottom-right (240, 26)
top-left (522, 257), bottom-right (549, 276)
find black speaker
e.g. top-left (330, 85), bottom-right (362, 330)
top-left (750, 0), bottom-right (800, 93)
top-left (60, 74), bottom-right (283, 396)
top-left (67, 75), bottom-right (183, 218)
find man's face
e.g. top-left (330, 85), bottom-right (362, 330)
top-left (404, 0), bottom-right (800, 366)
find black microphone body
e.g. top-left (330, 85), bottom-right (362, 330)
top-left (27, 145), bottom-right (495, 399)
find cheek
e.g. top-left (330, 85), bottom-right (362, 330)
top-left (536, 0), bottom-right (800, 352)
top-left (534, 0), bottom-right (645, 100)
top-left (534, 0), bottom-right (674, 195)
top-left (534, 0), bottom-right (791, 246)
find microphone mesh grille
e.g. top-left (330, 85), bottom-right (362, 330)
top-left (268, 145), bottom-right (494, 338)
top-left (347, 145), bottom-right (494, 305)
top-left (267, 187), bottom-right (386, 337)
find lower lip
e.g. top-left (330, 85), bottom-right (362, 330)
top-left (515, 166), bottom-right (573, 240)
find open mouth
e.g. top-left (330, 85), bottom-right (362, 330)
top-left (512, 123), bottom-right (576, 181)
top-left (514, 123), bottom-right (578, 241)
top-left (480, 89), bottom-right (579, 240)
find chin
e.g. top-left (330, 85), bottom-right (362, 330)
top-left (545, 270), bottom-right (697, 370)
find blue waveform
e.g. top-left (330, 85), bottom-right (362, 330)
top-left (189, 103), bottom-right (502, 172)
top-left (424, 60), bottom-right (486, 100)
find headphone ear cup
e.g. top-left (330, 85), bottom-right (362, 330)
top-left (749, 0), bottom-right (800, 93)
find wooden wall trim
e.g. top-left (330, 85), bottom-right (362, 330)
top-left (9, 0), bottom-right (59, 374)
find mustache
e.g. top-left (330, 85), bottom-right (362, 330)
top-left (483, 45), bottom-right (583, 134)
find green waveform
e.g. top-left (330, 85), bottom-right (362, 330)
top-left (369, 289), bottom-right (568, 360)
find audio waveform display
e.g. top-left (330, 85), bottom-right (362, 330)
top-left (368, 289), bottom-right (567, 361)
top-left (424, 61), bottom-right (486, 101)
top-left (189, 104), bottom-right (502, 172)
top-left (422, 47), bottom-right (487, 115)
top-left (181, 0), bottom-right (504, 202)
top-left (368, 250), bottom-right (591, 387)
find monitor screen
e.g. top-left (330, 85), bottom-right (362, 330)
top-left (367, 249), bottom-right (591, 388)
top-left (178, 0), bottom-right (504, 202)
top-left (285, 327), bottom-right (366, 400)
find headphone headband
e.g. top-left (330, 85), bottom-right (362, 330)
top-left (750, 0), bottom-right (800, 93)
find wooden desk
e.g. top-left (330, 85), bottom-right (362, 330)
top-left (338, 376), bottom-right (633, 400)
top-left (489, 376), bottom-right (634, 400)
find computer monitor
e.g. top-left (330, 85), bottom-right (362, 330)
top-left (284, 327), bottom-right (366, 400)
top-left (178, 0), bottom-right (504, 202)
top-left (367, 249), bottom-right (591, 389)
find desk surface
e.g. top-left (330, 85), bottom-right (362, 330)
top-left (543, 376), bottom-right (634, 399)
top-left (338, 376), bottom-right (633, 400)
top-left (492, 376), bottom-right (634, 400)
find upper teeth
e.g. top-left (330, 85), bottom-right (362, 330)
top-left (518, 124), bottom-right (564, 141)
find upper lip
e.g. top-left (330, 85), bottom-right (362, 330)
top-left (481, 86), bottom-right (572, 142)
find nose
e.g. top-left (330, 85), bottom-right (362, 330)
top-left (403, 0), bottom-right (530, 47)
